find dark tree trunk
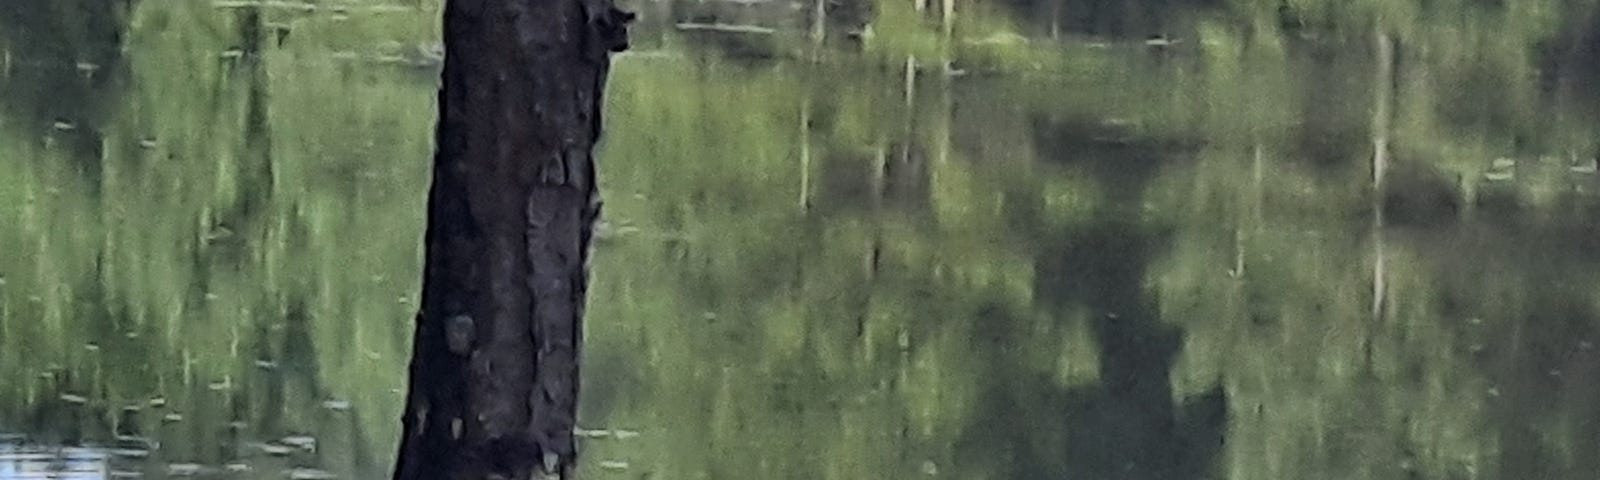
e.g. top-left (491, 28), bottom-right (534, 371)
top-left (393, 0), bottom-right (631, 479)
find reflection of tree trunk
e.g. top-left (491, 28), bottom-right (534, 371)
top-left (923, 71), bottom-right (950, 208)
top-left (799, 100), bottom-right (812, 211)
top-left (869, 56), bottom-right (911, 210)
top-left (1371, 30), bottom-right (1394, 323)
top-left (898, 55), bottom-right (916, 199)
top-left (874, 141), bottom-right (888, 211)
top-left (392, 0), bottom-right (630, 478)
top-left (903, 56), bottom-right (917, 114)
top-left (1253, 142), bottom-right (1264, 232)
top-left (252, 321), bottom-right (287, 437)
top-left (1049, 0), bottom-right (1061, 40)
top-left (934, 69), bottom-right (950, 169)
top-left (237, 5), bottom-right (275, 224)
top-left (283, 301), bottom-right (326, 409)
top-left (810, 0), bottom-right (826, 58)
top-left (1234, 143), bottom-right (1263, 279)
top-left (940, 0), bottom-right (954, 39)
top-left (1372, 31), bottom-right (1393, 191)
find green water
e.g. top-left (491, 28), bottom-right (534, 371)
top-left (4, 1), bottom-right (1600, 479)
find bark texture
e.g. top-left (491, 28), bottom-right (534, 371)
top-left (394, 0), bottom-right (630, 478)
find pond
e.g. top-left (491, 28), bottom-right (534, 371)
top-left (3, 1), bottom-right (1600, 479)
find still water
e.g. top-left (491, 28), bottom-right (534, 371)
top-left (4, 1), bottom-right (1600, 479)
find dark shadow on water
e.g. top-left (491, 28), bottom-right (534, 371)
top-left (956, 216), bottom-right (1226, 480)
top-left (0, 0), bottom-right (133, 198)
top-left (953, 115), bottom-right (1226, 479)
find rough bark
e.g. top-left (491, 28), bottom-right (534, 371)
top-left (393, 0), bottom-right (630, 479)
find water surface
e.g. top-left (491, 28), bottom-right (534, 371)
top-left (4, 1), bottom-right (1600, 479)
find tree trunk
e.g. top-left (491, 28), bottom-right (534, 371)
top-left (393, 0), bottom-right (631, 479)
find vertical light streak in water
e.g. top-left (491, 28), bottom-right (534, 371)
top-left (799, 100), bottom-right (812, 211)
top-left (1371, 29), bottom-right (1394, 324)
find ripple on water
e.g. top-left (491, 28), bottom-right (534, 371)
top-left (281, 435), bottom-right (316, 450)
top-left (576, 428), bottom-right (640, 440)
top-left (256, 442), bottom-right (294, 456)
top-left (166, 463), bottom-right (202, 476)
top-left (288, 467), bottom-right (337, 480)
top-left (108, 447), bottom-right (151, 459)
